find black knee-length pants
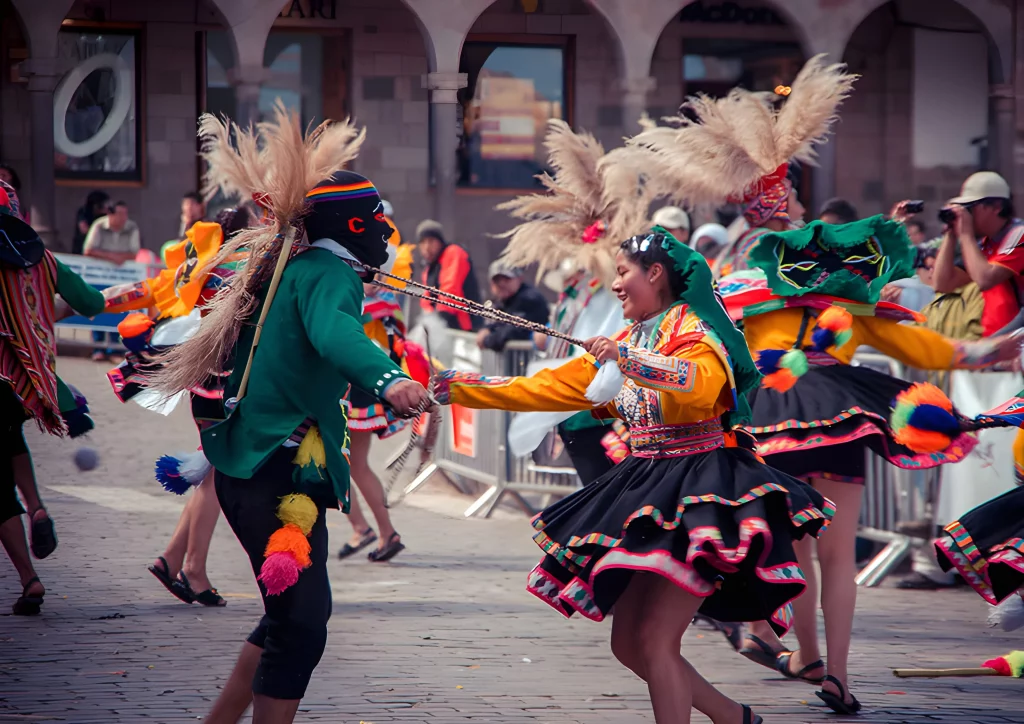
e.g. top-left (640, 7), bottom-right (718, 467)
top-left (215, 447), bottom-right (335, 700)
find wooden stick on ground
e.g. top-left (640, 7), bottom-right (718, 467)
top-left (892, 668), bottom-right (1000, 678)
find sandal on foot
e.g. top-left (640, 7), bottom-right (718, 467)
top-left (776, 651), bottom-right (826, 684)
top-left (742, 704), bottom-right (763, 724)
top-left (176, 572), bottom-right (225, 607)
top-left (147, 557), bottom-right (193, 604)
top-left (738, 634), bottom-right (786, 671)
top-left (338, 529), bottom-right (377, 560)
top-left (716, 621), bottom-right (744, 652)
top-left (815, 674), bottom-right (862, 715)
top-left (12, 577), bottom-right (44, 616)
top-left (368, 532), bottom-right (405, 563)
top-left (29, 511), bottom-right (57, 560)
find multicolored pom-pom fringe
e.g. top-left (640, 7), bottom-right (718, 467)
top-left (756, 348), bottom-right (808, 392)
top-left (117, 313), bottom-right (155, 354)
top-left (890, 383), bottom-right (962, 453)
top-left (154, 450), bottom-right (212, 494)
top-left (811, 305), bottom-right (854, 352)
top-left (982, 650), bottom-right (1024, 677)
top-left (258, 493), bottom-right (318, 596)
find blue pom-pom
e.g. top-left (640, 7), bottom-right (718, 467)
top-left (154, 455), bottom-right (191, 495)
top-left (907, 404), bottom-right (961, 435)
top-left (122, 329), bottom-right (154, 355)
top-left (811, 327), bottom-right (836, 352)
top-left (756, 348), bottom-right (786, 374)
top-left (63, 410), bottom-right (95, 439)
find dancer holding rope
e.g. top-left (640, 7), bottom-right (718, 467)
top-left (150, 106), bottom-right (429, 724)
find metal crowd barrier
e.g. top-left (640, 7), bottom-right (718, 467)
top-left (418, 331), bottom-right (581, 518)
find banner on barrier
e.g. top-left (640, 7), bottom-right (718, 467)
top-left (54, 253), bottom-right (162, 331)
top-left (450, 404), bottom-right (476, 457)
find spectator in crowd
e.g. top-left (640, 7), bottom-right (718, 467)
top-left (690, 223), bottom-right (729, 261)
top-left (476, 262), bottom-right (549, 351)
top-left (83, 201), bottom-right (141, 361)
top-left (882, 246), bottom-right (937, 312)
top-left (906, 218), bottom-right (928, 246)
top-left (651, 206), bottom-right (690, 245)
top-left (933, 171), bottom-right (1024, 337)
top-left (72, 190), bottom-right (110, 255)
top-left (415, 219), bottom-right (481, 332)
top-left (179, 191), bottom-right (206, 239)
top-left (818, 197), bottom-right (859, 225)
top-left (382, 200), bottom-right (415, 283)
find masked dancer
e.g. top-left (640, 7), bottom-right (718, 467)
top-left (149, 105), bottom-right (429, 724)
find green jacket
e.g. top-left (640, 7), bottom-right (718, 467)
top-left (55, 259), bottom-right (105, 413)
top-left (201, 248), bottom-right (409, 507)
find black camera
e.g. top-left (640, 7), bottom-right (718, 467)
top-left (904, 200), bottom-right (925, 214)
top-left (938, 207), bottom-right (958, 226)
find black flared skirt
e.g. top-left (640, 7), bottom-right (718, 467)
top-left (935, 486), bottom-right (1024, 605)
top-left (526, 445), bottom-right (834, 634)
top-left (746, 365), bottom-right (976, 483)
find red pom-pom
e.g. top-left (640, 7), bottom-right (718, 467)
top-left (983, 656), bottom-right (1012, 676)
top-left (763, 368), bottom-right (798, 392)
top-left (817, 305), bottom-right (854, 333)
top-left (258, 551), bottom-right (301, 595)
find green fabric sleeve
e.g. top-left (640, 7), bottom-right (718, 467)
top-left (55, 260), bottom-right (105, 317)
top-left (296, 257), bottom-right (409, 399)
top-left (561, 410), bottom-right (612, 431)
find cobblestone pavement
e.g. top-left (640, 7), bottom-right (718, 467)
top-left (1, 359), bottom-right (1022, 724)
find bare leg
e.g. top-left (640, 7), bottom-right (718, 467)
top-left (12, 453), bottom-right (41, 513)
top-left (0, 516), bottom-right (43, 596)
top-left (776, 533), bottom-right (824, 678)
top-left (342, 489), bottom-right (374, 547)
top-left (349, 431), bottom-right (398, 549)
top-left (180, 471), bottom-right (221, 592)
top-left (205, 642), bottom-right (260, 724)
top-left (745, 619), bottom-right (786, 652)
top-left (154, 491), bottom-right (196, 577)
top-left (251, 695), bottom-right (300, 724)
top-left (813, 478), bottom-right (864, 705)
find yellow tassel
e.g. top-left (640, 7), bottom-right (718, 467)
top-left (277, 493), bottom-right (318, 536)
top-left (293, 425), bottom-right (326, 470)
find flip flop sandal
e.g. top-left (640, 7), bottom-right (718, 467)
top-left (738, 634), bottom-right (786, 671)
top-left (147, 557), bottom-right (193, 604)
top-left (815, 674), bottom-right (862, 715)
top-left (12, 577), bottom-right (44, 616)
top-left (368, 532), bottom-right (406, 563)
top-left (338, 529), bottom-right (377, 560)
top-left (742, 704), bottom-right (763, 724)
top-left (776, 651), bottom-right (827, 684)
top-left (29, 511), bottom-right (57, 560)
top-left (177, 572), bottom-right (225, 607)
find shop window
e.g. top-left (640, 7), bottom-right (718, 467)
top-left (54, 25), bottom-right (143, 183)
top-left (682, 38), bottom-right (802, 97)
top-left (458, 38), bottom-right (570, 190)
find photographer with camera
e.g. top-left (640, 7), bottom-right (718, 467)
top-left (932, 171), bottom-right (1024, 338)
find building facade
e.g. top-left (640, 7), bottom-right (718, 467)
top-left (1, 0), bottom-right (1020, 273)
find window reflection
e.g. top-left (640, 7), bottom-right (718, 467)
top-left (458, 42), bottom-right (566, 189)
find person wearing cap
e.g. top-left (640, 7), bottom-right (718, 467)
top-left (650, 206), bottom-right (691, 245)
top-left (0, 180), bottom-right (105, 616)
top-left (381, 200), bottom-right (414, 288)
top-left (690, 223), bottom-right (729, 261)
top-left (933, 171), bottom-right (1024, 337)
top-left (476, 261), bottom-right (549, 351)
top-left (415, 219), bottom-right (482, 331)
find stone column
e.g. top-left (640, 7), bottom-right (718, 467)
top-left (812, 136), bottom-right (838, 214)
top-left (22, 57), bottom-right (63, 249)
top-left (990, 83), bottom-right (1015, 180)
top-left (621, 76), bottom-right (657, 134)
top-left (423, 72), bottom-right (467, 234)
top-left (228, 64), bottom-right (270, 126)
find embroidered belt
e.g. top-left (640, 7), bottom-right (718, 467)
top-left (629, 419), bottom-right (725, 458)
top-left (803, 350), bottom-right (840, 366)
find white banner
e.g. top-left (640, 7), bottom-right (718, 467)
top-left (54, 253), bottom-right (162, 332)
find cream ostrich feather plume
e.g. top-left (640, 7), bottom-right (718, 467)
top-left (601, 54), bottom-right (856, 209)
top-left (495, 119), bottom-right (653, 286)
top-left (150, 100), bottom-right (365, 395)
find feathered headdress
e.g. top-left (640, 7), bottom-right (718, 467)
top-left (150, 101), bottom-right (365, 395)
top-left (495, 119), bottom-right (653, 285)
top-left (601, 54), bottom-right (857, 209)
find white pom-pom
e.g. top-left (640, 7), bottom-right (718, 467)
top-left (176, 450), bottom-right (213, 485)
top-left (507, 411), bottom-right (575, 457)
top-left (585, 361), bottom-right (624, 405)
top-left (988, 591), bottom-right (1024, 632)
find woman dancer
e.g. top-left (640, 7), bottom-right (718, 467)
top-left (104, 206), bottom-right (253, 606)
top-left (0, 181), bottom-right (104, 614)
top-left (433, 227), bottom-right (834, 724)
top-left (716, 215), bottom-right (1021, 713)
top-left (498, 119), bottom-right (629, 484)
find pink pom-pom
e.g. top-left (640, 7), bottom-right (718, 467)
top-left (258, 551), bottom-right (300, 595)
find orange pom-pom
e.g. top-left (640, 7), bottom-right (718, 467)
top-left (264, 523), bottom-right (312, 568)
top-left (117, 312), bottom-right (154, 339)
top-left (893, 426), bottom-right (954, 454)
top-left (816, 305), bottom-right (853, 332)
top-left (898, 382), bottom-right (954, 412)
top-left (762, 368), bottom-right (798, 393)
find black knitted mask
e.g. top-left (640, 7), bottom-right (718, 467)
top-left (304, 171), bottom-right (394, 273)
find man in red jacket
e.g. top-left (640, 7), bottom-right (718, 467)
top-left (415, 220), bottom-right (481, 331)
